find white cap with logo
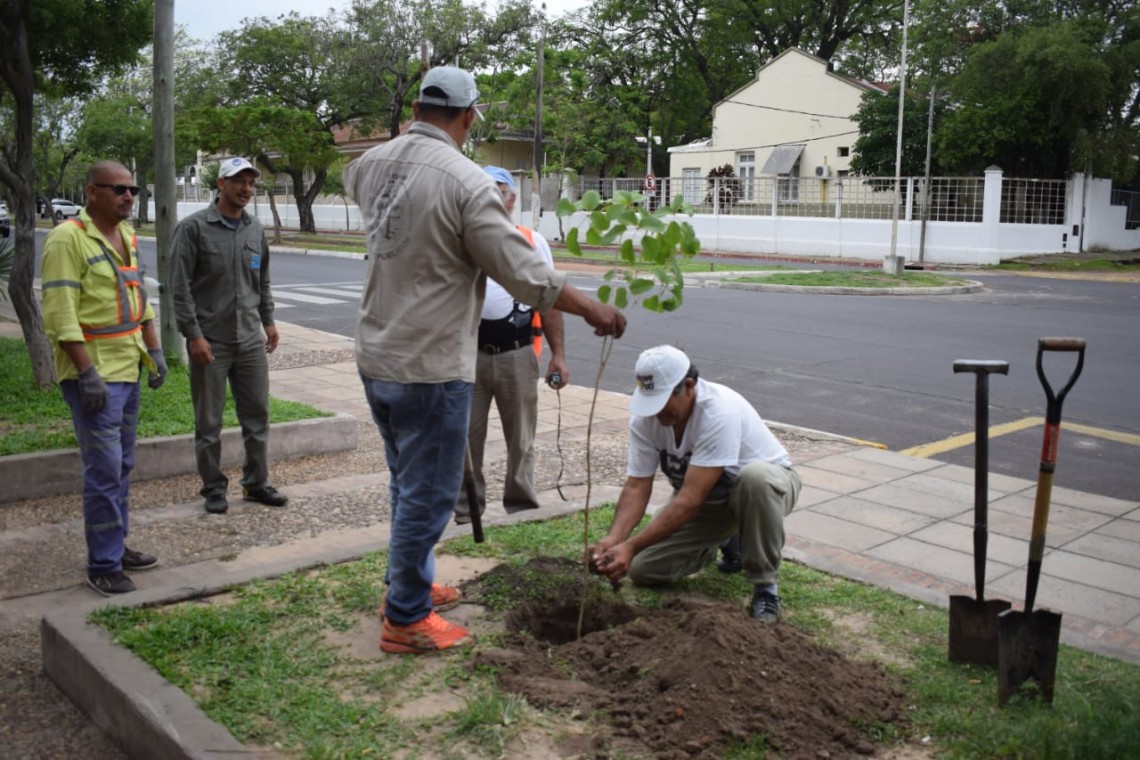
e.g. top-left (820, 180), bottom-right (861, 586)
top-left (218, 157), bottom-right (260, 179)
top-left (630, 345), bottom-right (691, 417)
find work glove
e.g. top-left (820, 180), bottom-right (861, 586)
top-left (77, 365), bottom-right (108, 413)
top-left (147, 348), bottom-right (168, 390)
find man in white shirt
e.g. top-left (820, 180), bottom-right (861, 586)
top-left (455, 166), bottom-right (568, 524)
top-left (587, 345), bottom-right (801, 622)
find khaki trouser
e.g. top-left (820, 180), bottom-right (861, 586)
top-left (456, 346), bottom-right (540, 520)
top-left (629, 461), bottom-right (801, 587)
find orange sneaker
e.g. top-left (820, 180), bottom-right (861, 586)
top-left (380, 612), bottom-right (474, 654)
top-left (379, 583), bottom-right (461, 619)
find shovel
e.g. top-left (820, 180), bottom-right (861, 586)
top-left (948, 359), bottom-right (1011, 667)
top-left (462, 446), bottom-right (485, 544)
top-left (997, 337), bottom-right (1086, 705)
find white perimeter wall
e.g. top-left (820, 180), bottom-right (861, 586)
top-left (152, 172), bottom-right (1135, 266)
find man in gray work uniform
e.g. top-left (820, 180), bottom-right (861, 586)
top-left (171, 157), bottom-right (288, 515)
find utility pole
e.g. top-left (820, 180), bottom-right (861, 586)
top-left (918, 84), bottom-right (936, 264)
top-left (886, 0), bottom-right (910, 274)
top-left (531, 4), bottom-right (545, 230)
top-left (152, 0), bottom-right (180, 355)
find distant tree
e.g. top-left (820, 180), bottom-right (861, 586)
top-left (850, 86), bottom-right (946, 178)
top-left (936, 23), bottom-right (1115, 178)
top-left (0, 0), bottom-right (153, 388)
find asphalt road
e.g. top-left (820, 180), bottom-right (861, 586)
top-left (42, 235), bottom-right (1140, 502)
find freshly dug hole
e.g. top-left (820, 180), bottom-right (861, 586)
top-left (470, 558), bottom-right (909, 759)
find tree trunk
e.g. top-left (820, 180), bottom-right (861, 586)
top-left (0, 7), bottom-right (55, 389)
top-left (290, 167), bottom-right (325, 234)
top-left (266, 191), bottom-right (283, 244)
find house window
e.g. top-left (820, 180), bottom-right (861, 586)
top-left (778, 157), bottom-right (801, 202)
top-left (682, 168), bottom-right (702, 204)
top-left (737, 152), bottom-right (755, 201)
top-left (838, 146), bottom-right (850, 157)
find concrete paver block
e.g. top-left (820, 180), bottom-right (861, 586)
top-left (797, 452), bottom-right (915, 485)
top-left (908, 520), bottom-right (1029, 568)
top-left (856, 483), bottom-right (971, 519)
top-left (916, 462), bottom-right (1034, 495)
top-left (987, 572), bottom-right (1140, 627)
top-left (784, 510), bottom-right (894, 553)
top-left (1098, 516), bottom-right (1140, 543)
top-left (866, 537), bottom-right (1017, 588)
top-left (813, 495), bottom-right (938, 535)
top-left (795, 465), bottom-right (876, 495)
top-left (988, 493), bottom-right (1116, 532)
top-left (1047, 485), bottom-right (1138, 516)
top-left (1039, 550), bottom-right (1140, 599)
top-left (794, 484), bottom-right (842, 509)
top-left (845, 447), bottom-right (944, 473)
top-left (1066, 530), bottom-right (1140, 570)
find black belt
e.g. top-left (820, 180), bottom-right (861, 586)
top-left (480, 340), bottom-right (529, 355)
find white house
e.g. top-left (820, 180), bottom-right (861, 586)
top-left (668, 48), bottom-right (885, 202)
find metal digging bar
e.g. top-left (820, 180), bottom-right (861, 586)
top-left (997, 337), bottom-right (1086, 705)
top-left (947, 359), bottom-right (1012, 667)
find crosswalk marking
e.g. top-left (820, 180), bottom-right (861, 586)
top-left (293, 286), bottom-right (363, 298)
top-left (272, 291), bottom-right (342, 305)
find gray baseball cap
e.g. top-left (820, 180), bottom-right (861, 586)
top-left (419, 66), bottom-right (482, 118)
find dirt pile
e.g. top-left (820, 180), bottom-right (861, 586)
top-left (472, 564), bottom-right (908, 760)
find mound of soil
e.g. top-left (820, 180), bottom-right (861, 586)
top-left (470, 561), bottom-right (908, 760)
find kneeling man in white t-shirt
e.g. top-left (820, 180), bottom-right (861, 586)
top-left (587, 345), bottom-right (801, 622)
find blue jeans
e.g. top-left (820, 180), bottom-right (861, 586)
top-left (61, 380), bottom-right (141, 575)
top-left (361, 376), bottom-right (472, 625)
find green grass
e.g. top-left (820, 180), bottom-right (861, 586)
top-left (92, 505), bottom-right (1140, 759)
top-left (994, 257), bottom-right (1139, 272)
top-left (0, 337), bottom-right (329, 455)
top-left (731, 270), bottom-right (970, 287)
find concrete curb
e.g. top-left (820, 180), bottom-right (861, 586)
top-left (0, 413), bottom-right (357, 504)
top-left (40, 486), bottom-right (622, 760)
top-left (709, 279), bottom-right (985, 295)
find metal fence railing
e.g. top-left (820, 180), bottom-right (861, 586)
top-left (1110, 188), bottom-right (1140, 230)
top-left (1000, 178), bottom-right (1066, 225)
top-left (559, 174), bottom-right (1073, 226)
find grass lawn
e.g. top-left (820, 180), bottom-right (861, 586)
top-left (994, 257), bottom-right (1140, 272)
top-left (93, 505), bottom-right (1140, 759)
top-left (730, 270), bottom-right (970, 288)
top-left (0, 338), bottom-right (329, 456)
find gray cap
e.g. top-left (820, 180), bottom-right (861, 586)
top-left (419, 66), bottom-right (480, 109)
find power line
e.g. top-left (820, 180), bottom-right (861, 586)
top-left (719, 99), bottom-right (855, 120)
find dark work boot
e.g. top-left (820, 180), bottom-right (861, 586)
top-left (716, 534), bottom-right (743, 573)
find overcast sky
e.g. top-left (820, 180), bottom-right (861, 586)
top-left (176, 0), bottom-right (589, 44)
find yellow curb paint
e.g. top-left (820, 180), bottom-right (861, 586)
top-left (900, 417), bottom-right (1043, 458)
top-left (900, 417), bottom-right (1140, 458)
top-left (1061, 422), bottom-right (1140, 447)
top-left (850, 438), bottom-right (889, 450)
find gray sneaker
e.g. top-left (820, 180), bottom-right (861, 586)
top-left (87, 571), bottom-right (137, 597)
top-left (749, 590), bottom-right (782, 623)
top-left (122, 547), bottom-right (159, 571)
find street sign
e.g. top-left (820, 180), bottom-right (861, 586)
top-left (644, 174), bottom-right (657, 191)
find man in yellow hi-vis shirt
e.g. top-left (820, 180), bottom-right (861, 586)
top-left (41, 160), bottom-right (167, 596)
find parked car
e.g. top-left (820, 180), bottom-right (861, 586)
top-left (45, 198), bottom-right (82, 221)
top-left (0, 202), bottom-right (10, 237)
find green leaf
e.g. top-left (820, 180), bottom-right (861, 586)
top-left (603, 269), bottom-right (618, 281)
top-left (614, 287), bottom-right (628, 309)
top-left (585, 227), bottom-right (602, 246)
top-left (639, 214), bottom-right (667, 233)
top-left (598, 284), bottom-right (612, 304)
top-left (629, 277), bottom-right (654, 295)
top-left (600, 225), bottom-right (626, 246)
top-left (590, 210), bottom-right (609, 232)
top-left (556, 198), bottom-right (577, 217)
top-left (641, 235), bottom-right (660, 263)
top-left (581, 190), bottom-right (602, 211)
top-left (566, 228), bottom-right (581, 256)
top-left (567, 227), bottom-right (583, 257)
top-left (662, 296), bottom-right (680, 312)
top-left (643, 295), bottom-right (662, 312)
top-left (620, 239), bottom-right (635, 264)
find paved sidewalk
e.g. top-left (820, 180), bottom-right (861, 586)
top-left (264, 322), bottom-right (1140, 665)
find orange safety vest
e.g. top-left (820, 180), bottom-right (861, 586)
top-left (68, 219), bottom-right (147, 341)
top-left (516, 225), bottom-right (543, 358)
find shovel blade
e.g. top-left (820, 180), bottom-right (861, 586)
top-left (948, 595), bottom-right (1012, 667)
top-left (997, 607), bottom-right (1062, 705)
